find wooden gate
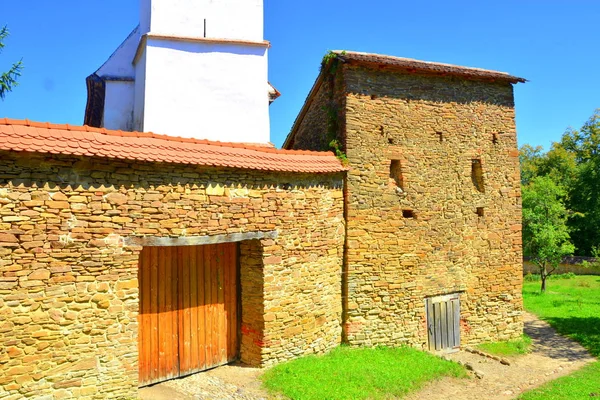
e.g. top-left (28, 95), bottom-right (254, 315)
top-left (426, 293), bottom-right (460, 352)
top-left (138, 243), bottom-right (239, 386)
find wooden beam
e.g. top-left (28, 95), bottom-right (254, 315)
top-left (124, 230), bottom-right (278, 247)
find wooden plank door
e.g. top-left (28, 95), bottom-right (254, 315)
top-left (426, 293), bottom-right (460, 352)
top-left (138, 243), bottom-right (239, 387)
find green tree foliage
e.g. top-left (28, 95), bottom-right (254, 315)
top-left (559, 111), bottom-right (600, 256)
top-left (519, 109), bottom-right (600, 256)
top-left (519, 144), bottom-right (545, 186)
top-left (519, 144), bottom-right (577, 188)
top-left (540, 144), bottom-right (578, 189)
top-left (522, 176), bottom-right (575, 292)
top-left (0, 26), bottom-right (23, 100)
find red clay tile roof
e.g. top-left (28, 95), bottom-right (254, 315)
top-left (0, 119), bottom-right (347, 173)
top-left (332, 50), bottom-right (526, 84)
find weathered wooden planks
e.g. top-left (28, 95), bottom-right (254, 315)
top-left (138, 243), bottom-right (239, 387)
top-left (426, 293), bottom-right (460, 353)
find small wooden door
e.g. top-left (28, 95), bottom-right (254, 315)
top-left (426, 293), bottom-right (460, 352)
top-left (138, 243), bottom-right (239, 387)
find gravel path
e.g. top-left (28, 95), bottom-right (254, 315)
top-left (139, 364), bottom-right (269, 400)
top-left (140, 312), bottom-right (596, 400)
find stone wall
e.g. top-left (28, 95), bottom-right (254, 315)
top-left (289, 61), bottom-right (523, 349)
top-left (285, 67), bottom-right (347, 152)
top-left (523, 260), bottom-right (600, 276)
top-left (0, 151), bottom-right (344, 399)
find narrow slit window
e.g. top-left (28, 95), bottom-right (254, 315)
top-left (436, 132), bottom-right (443, 142)
top-left (402, 209), bottom-right (415, 218)
top-left (389, 160), bottom-right (404, 190)
top-left (476, 207), bottom-right (484, 217)
top-left (471, 159), bottom-right (485, 193)
top-left (492, 133), bottom-right (498, 144)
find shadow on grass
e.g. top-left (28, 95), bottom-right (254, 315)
top-left (548, 298), bottom-right (600, 307)
top-left (525, 316), bottom-right (600, 359)
top-left (546, 317), bottom-right (600, 358)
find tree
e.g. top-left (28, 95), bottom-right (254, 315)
top-left (0, 26), bottom-right (23, 100)
top-left (520, 110), bottom-right (600, 256)
top-left (519, 144), bottom-right (545, 186)
top-left (558, 110), bottom-right (600, 256)
top-left (519, 143), bottom-right (577, 188)
top-left (539, 144), bottom-right (578, 189)
top-left (522, 176), bottom-right (575, 292)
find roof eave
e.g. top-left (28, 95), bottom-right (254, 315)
top-left (336, 53), bottom-right (527, 84)
top-left (0, 118), bottom-right (348, 174)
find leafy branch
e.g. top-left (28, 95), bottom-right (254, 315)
top-left (321, 51), bottom-right (348, 164)
top-left (0, 26), bottom-right (23, 100)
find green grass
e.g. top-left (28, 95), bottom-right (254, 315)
top-left (261, 346), bottom-right (467, 400)
top-left (523, 275), bottom-right (600, 357)
top-left (519, 275), bottom-right (600, 399)
top-left (476, 334), bottom-right (532, 356)
top-left (519, 362), bottom-right (600, 400)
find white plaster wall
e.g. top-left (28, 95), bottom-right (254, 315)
top-left (142, 38), bottom-right (270, 143)
top-left (140, 2), bottom-right (151, 36)
top-left (103, 81), bottom-right (135, 131)
top-left (205, 0), bottom-right (263, 41)
top-left (140, 0), bottom-right (263, 41)
top-left (133, 50), bottom-right (147, 132)
top-left (96, 27), bottom-right (140, 78)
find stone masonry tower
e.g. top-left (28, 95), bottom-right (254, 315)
top-left (285, 51), bottom-right (525, 351)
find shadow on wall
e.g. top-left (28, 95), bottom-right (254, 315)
top-left (0, 153), bottom-right (343, 193)
top-left (344, 65), bottom-right (516, 107)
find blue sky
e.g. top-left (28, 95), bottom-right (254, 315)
top-left (1, 0), bottom-right (599, 149)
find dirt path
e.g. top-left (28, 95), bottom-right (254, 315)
top-left (140, 313), bottom-right (595, 400)
top-left (405, 312), bottom-right (596, 400)
top-left (139, 363), bottom-right (269, 400)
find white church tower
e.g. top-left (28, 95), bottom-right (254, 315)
top-left (85, 0), bottom-right (274, 144)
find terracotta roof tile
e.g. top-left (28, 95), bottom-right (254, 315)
top-left (332, 50), bottom-right (526, 84)
top-left (0, 119), bottom-right (347, 174)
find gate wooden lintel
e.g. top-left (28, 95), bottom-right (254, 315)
top-left (126, 230), bottom-right (278, 248)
